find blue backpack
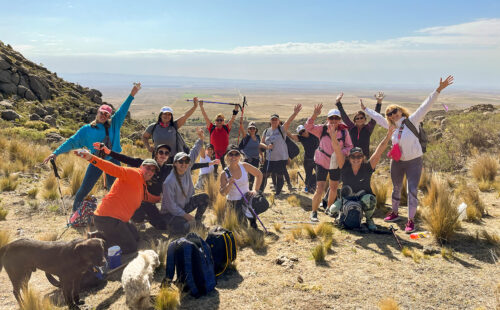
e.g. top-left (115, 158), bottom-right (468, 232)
top-left (163, 233), bottom-right (216, 298)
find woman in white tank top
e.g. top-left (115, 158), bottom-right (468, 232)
top-left (220, 145), bottom-right (263, 228)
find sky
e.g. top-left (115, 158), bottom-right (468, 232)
top-left (1, 0), bottom-right (500, 89)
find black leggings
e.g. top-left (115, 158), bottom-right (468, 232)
top-left (131, 202), bottom-right (167, 230)
top-left (93, 215), bottom-right (139, 254)
top-left (245, 157), bottom-right (260, 190)
top-left (260, 160), bottom-right (287, 194)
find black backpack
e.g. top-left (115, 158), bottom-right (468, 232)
top-left (151, 121), bottom-right (190, 154)
top-left (337, 190), bottom-right (364, 230)
top-left (163, 233), bottom-right (216, 298)
top-left (403, 119), bottom-right (428, 153)
top-left (205, 227), bottom-right (237, 277)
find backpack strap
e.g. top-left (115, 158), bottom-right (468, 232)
top-left (321, 125), bottom-right (329, 138)
top-left (403, 118), bottom-right (420, 140)
top-left (276, 126), bottom-right (286, 140)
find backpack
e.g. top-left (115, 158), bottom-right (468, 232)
top-left (163, 233), bottom-right (216, 298)
top-left (403, 119), bottom-right (428, 153)
top-left (69, 196), bottom-right (97, 227)
top-left (337, 198), bottom-right (363, 230)
top-left (151, 121), bottom-right (190, 154)
top-left (46, 266), bottom-right (105, 291)
top-left (205, 227), bottom-right (237, 277)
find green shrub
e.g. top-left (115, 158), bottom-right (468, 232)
top-left (24, 121), bottom-right (50, 131)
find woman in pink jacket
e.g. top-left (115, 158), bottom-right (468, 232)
top-left (305, 104), bottom-right (353, 222)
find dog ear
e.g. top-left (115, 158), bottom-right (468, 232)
top-left (74, 239), bottom-right (105, 262)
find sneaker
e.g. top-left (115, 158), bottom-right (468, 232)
top-left (384, 211), bottom-right (400, 222)
top-left (304, 186), bottom-right (309, 193)
top-left (288, 186), bottom-right (296, 192)
top-left (405, 220), bottom-right (415, 233)
top-left (310, 211), bottom-right (319, 222)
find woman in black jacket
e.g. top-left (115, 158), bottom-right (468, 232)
top-left (93, 142), bottom-right (218, 229)
top-left (335, 92), bottom-right (384, 157)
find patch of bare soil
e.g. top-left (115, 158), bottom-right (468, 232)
top-left (1, 171), bottom-right (499, 309)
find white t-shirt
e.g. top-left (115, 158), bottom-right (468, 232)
top-left (199, 155), bottom-right (214, 175)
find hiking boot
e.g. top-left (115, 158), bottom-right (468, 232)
top-left (366, 218), bottom-right (377, 231)
top-left (310, 211), bottom-right (319, 222)
top-left (405, 219), bottom-right (415, 233)
top-left (384, 211), bottom-right (400, 222)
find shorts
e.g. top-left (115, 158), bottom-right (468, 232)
top-left (316, 164), bottom-right (340, 182)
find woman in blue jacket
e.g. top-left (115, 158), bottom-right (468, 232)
top-left (43, 83), bottom-right (142, 211)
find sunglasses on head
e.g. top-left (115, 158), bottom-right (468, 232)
top-left (350, 154), bottom-right (364, 159)
top-left (216, 118), bottom-right (224, 122)
top-left (328, 116), bottom-right (341, 120)
top-left (228, 152), bottom-right (240, 157)
top-left (177, 158), bottom-right (190, 165)
top-left (354, 116), bottom-right (365, 121)
top-left (157, 150), bottom-right (170, 156)
top-left (386, 108), bottom-right (399, 117)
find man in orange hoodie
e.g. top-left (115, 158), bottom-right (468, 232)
top-left (75, 149), bottom-right (158, 254)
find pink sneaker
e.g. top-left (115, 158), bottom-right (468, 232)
top-left (405, 220), bottom-right (415, 233)
top-left (384, 211), bottom-right (400, 222)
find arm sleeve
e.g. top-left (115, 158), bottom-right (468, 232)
top-left (207, 123), bottom-right (214, 131)
top-left (366, 103), bottom-right (382, 133)
top-left (88, 155), bottom-right (131, 179)
top-left (108, 151), bottom-right (143, 168)
top-left (364, 108), bottom-right (389, 129)
top-left (409, 90), bottom-right (440, 124)
top-left (189, 139), bottom-right (203, 164)
top-left (145, 123), bottom-right (155, 134)
top-left (305, 118), bottom-right (322, 138)
top-left (341, 130), bottom-right (354, 156)
top-left (53, 126), bottom-right (87, 155)
top-left (161, 182), bottom-right (186, 216)
top-left (192, 162), bottom-right (209, 170)
top-left (336, 102), bottom-right (354, 129)
top-left (111, 94), bottom-right (134, 128)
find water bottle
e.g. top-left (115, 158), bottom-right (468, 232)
top-left (410, 231), bottom-right (429, 239)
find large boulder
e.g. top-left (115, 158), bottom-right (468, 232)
top-left (43, 115), bottom-right (57, 127)
top-left (0, 99), bottom-right (13, 109)
top-left (0, 70), bottom-right (11, 83)
top-left (1, 109), bottom-right (21, 120)
top-left (24, 89), bottom-right (36, 100)
top-left (32, 106), bottom-right (47, 117)
top-left (30, 113), bottom-right (41, 121)
top-left (0, 82), bottom-right (17, 95)
top-left (45, 132), bottom-right (64, 144)
top-left (0, 59), bottom-right (10, 70)
top-left (28, 75), bottom-right (50, 100)
top-left (10, 72), bottom-right (19, 85)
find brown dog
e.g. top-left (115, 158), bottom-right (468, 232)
top-left (0, 238), bottom-right (105, 309)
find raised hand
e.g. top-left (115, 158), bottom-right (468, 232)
top-left (437, 75), bottom-right (454, 93)
top-left (293, 104), bottom-right (302, 114)
top-left (199, 100), bottom-right (204, 108)
top-left (387, 125), bottom-right (396, 138)
top-left (360, 99), bottom-right (366, 111)
top-left (93, 142), bottom-right (110, 155)
top-left (192, 97), bottom-right (199, 108)
top-left (130, 82), bottom-right (141, 97)
top-left (74, 149), bottom-right (92, 161)
top-left (211, 159), bottom-right (221, 166)
top-left (374, 91), bottom-right (385, 103)
top-left (313, 103), bottom-right (323, 116)
top-left (336, 92), bottom-right (344, 103)
top-left (196, 127), bottom-right (204, 140)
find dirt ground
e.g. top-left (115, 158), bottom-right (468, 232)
top-left (1, 168), bottom-right (499, 309)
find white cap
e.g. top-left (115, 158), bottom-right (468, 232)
top-left (296, 125), bottom-right (305, 133)
top-left (327, 109), bottom-right (341, 118)
top-left (160, 106), bottom-right (173, 114)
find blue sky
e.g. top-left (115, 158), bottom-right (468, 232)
top-left (1, 0), bottom-right (500, 88)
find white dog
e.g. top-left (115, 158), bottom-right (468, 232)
top-left (121, 249), bottom-right (160, 309)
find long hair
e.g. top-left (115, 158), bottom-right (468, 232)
top-left (385, 104), bottom-right (410, 126)
top-left (157, 112), bottom-right (175, 127)
top-left (173, 167), bottom-right (187, 198)
top-left (90, 119), bottom-right (110, 128)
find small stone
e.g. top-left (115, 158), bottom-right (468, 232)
top-left (297, 275), bottom-right (303, 283)
top-left (423, 245), bottom-right (438, 255)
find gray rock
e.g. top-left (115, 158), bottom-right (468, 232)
top-left (88, 88), bottom-right (102, 98)
top-left (0, 99), bottom-right (13, 109)
top-left (43, 115), bottom-right (57, 127)
top-left (1, 109), bottom-right (21, 120)
top-left (33, 106), bottom-right (47, 117)
top-left (0, 59), bottom-right (10, 70)
top-left (30, 113), bottom-right (41, 121)
top-left (28, 75), bottom-right (50, 100)
top-left (0, 70), bottom-right (12, 83)
top-left (24, 89), bottom-right (36, 101)
top-left (0, 93), bottom-right (3, 100)
top-left (434, 115), bottom-right (445, 122)
top-left (45, 106), bottom-right (55, 115)
top-left (45, 132), bottom-right (64, 143)
top-left (128, 131), bottom-right (143, 141)
top-left (440, 119), bottom-right (448, 127)
top-left (0, 82), bottom-right (17, 95)
top-left (11, 72), bottom-right (19, 85)
top-left (17, 85), bottom-right (29, 97)
top-left (423, 245), bottom-right (438, 255)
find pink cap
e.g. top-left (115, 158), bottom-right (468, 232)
top-left (98, 104), bottom-right (113, 114)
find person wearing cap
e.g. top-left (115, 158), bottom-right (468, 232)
top-left (220, 145), bottom-right (267, 229)
top-left (74, 148), bottom-right (157, 254)
top-left (335, 92), bottom-right (384, 157)
top-left (259, 105), bottom-right (302, 195)
top-left (93, 142), bottom-right (219, 229)
top-left (238, 121), bottom-right (262, 190)
top-left (327, 125), bottom-right (395, 230)
top-left (142, 97), bottom-right (199, 155)
top-left (161, 128), bottom-right (210, 234)
top-left (305, 104), bottom-right (353, 222)
top-left (289, 124), bottom-right (319, 193)
top-left (362, 76), bottom-right (454, 233)
top-left (194, 143), bottom-right (219, 190)
top-left (199, 100), bottom-right (239, 171)
top-left (43, 83), bottom-right (142, 212)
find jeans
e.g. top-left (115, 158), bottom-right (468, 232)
top-left (73, 158), bottom-right (120, 211)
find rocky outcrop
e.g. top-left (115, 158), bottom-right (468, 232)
top-left (1, 109), bottom-right (21, 120)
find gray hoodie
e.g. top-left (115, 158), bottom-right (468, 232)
top-left (161, 139), bottom-right (203, 216)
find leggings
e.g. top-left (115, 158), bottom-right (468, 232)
top-left (163, 193), bottom-right (209, 235)
top-left (244, 157), bottom-right (260, 190)
top-left (390, 157), bottom-right (423, 219)
top-left (93, 215), bottom-right (139, 254)
top-left (131, 202), bottom-right (167, 230)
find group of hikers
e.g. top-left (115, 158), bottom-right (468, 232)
top-left (42, 75), bottom-right (454, 254)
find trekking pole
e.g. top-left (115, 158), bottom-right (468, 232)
top-left (50, 158), bottom-right (69, 219)
top-left (186, 99), bottom-right (239, 106)
top-left (237, 96), bottom-right (247, 144)
top-left (224, 168), bottom-right (268, 233)
top-left (297, 171), bottom-right (305, 185)
top-left (389, 225), bottom-right (403, 250)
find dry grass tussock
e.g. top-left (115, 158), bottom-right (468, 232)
top-left (37, 232), bottom-right (58, 241)
top-left (302, 224), bottom-right (317, 239)
top-left (401, 246), bottom-right (425, 263)
top-left (0, 206), bottom-right (8, 221)
top-left (378, 297), bottom-right (400, 310)
top-left (311, 242), bottom-right (326, 263)
top-left (69, 166), bottom-right (85, 196)
top-left (287, 195), bottom-right (300, 208)
top-left (219, 206), bottom-right (266, 251)
top-left (471, 154), bottom-right (498, 183)
top-left (151, 239), bottom-right (169, 267)
top-left (203, 173), bottom-right (219, 203)
top-left (213, 195), bottom-right (227, 224)
top-left (314, 222), bottom-right (334, 240)
top-left (418, 168), bottom-right (432, 193)
top-left (27, 188), bottom-right (38, 199)
top-left (41, 175), bottom-right (59, 200)
top-left (478, 229), bottom-right (500, 247)
top-left (0, 230), bottom-right (12, 248)
top-left (0, 174), bottom-right (19, 192)
top-left (371, 178), bottom-right (390, 209)
top-left (422, 174), bottom-right (460, 244)
top-left (273, 222), bottom-right (282, 233)
top-left (19, 283), bottom-right (55, 310)
top-left (288, 168), bottom-right (299, 186)
top-left (456, 182), bottom-right (486, 221)
top-left (155, 284), bottom-right (181, 310)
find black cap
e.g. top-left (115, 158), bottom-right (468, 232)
top-left (270, 114), bottom-right (280, 119)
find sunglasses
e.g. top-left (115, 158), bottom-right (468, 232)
top-left (354, 117), bottom-right (365, 121)
top-left (177, 158), bottom-right (190, 165)
top-left (386, 108), bottom-right (399, 117)
top-left (248, 127), bottom-right (256, 130)
top-left (228, 152), bottom-right (240, 157)
top-left (143, 165), bottom-right (157, 172)
top-left (350, 154), bottom-right (364, 159)
top-left (157, 150), bottom-right (170, 156)
top-left (100, 111), bottom-right (111, 117)
top-left (216, 118), bottom-right (224, 122)
top-left (328, 116), bottom-right (341, 120)
top-left (299, 130), bottom-right (305, 135)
